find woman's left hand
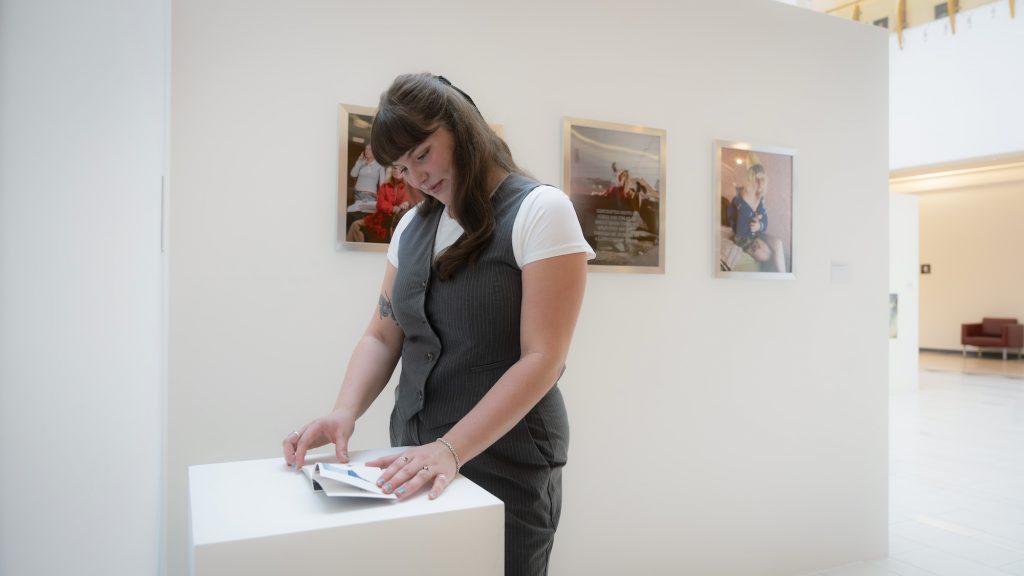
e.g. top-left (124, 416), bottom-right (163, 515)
top-left (367, 441), bottom-right (457, 501)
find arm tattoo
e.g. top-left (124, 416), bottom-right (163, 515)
top-left (378, 290), bottom-right (398, 325)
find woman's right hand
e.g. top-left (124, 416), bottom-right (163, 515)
top-left (282, 409), bottom-right (356, 471)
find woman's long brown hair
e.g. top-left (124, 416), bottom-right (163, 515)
top-left (370, 73), bottom-right (521, 280)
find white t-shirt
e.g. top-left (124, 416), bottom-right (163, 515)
top-left (387, 185), bottom-right (596, 269)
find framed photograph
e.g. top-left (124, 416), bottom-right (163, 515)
top-left (337, 106), bottom-right (503, 251)
top-left (714, 141), bottom-right (795, 279)
top-left (563, 117), bottom-right (666, 273)
top-left (338, 104), bottom-right (425, 251)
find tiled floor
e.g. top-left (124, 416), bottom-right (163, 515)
top-left (812, 357), bottom-right (1024, 576)
top-left (920, 350), bottom-right (1024, 379)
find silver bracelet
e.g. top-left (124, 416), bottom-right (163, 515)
top-left (436, 437), bottom-right (461, 475)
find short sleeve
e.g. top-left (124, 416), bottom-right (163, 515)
top-left (512, 185), bottom-right (596, 268)
top-left (386, 205), bottom-right (421, 268)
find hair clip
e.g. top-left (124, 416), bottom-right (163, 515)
top-left (435, 74), bottom-right (479, 111)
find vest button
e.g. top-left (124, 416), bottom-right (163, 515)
top-left (420, 281), bottom-right (427, 288)
top-left (425, 352), bottom-right (435, 361)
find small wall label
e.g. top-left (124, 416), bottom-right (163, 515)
top-left (830, 261), bottom-right (852, 284)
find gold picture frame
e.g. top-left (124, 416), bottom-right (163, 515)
top-left (337, 105), bottom-right (505, 251)
top-left (563, 117), bottom-right (666, 274)
top-left (338, 103), bottom-right (390, 251)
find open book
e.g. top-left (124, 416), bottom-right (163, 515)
top-left (301, 462), bottom-right (396, 500)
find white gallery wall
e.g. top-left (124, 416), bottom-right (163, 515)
top-left (890, 0), bottom-right (1024, 169)
top-left (0, 1), bottom-right (166, 575)
top-left (169, 1), bottom-right (890, 574)
top-left (916, 179), bottom-right (1024, 351)
top-left (888, 194), bottom-right (919, 392)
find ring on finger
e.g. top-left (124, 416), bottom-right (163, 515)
top-left (421, 465), bottom-right (431, 473)
top-left (401, 456), bottom-right (410, 463)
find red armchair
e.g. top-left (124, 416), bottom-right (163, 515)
top-left (961, 318), bottom-right (1023, 360)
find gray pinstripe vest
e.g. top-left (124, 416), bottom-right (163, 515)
top-left (392, 173), bottom-right (569, 575)
top-left (391, 173), bottom-right (542, 428)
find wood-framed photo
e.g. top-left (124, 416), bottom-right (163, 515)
top-left (338, 104), bottom-right (425, 251)
top-left (714, 140), bottom-right (795, 280)
top-left (563, 117), bottom-right (666, 273)
top-left (337, 105), bottom-right (503, 251)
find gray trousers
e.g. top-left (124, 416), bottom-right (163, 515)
top-left (391, 387), bottom-right (568, 576)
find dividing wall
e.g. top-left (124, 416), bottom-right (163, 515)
top-left (889, 194), bottom-right (920, 392)
top-left (169, 1), bottom-right (890, 574)
top-left (0, 1), bottom-right (166, 575)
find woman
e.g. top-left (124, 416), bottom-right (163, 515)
top-left (600, 168), bottom-right (630, 207)
top-left (350, 143), bottom-right (386, 205)
top-left (284, 73), bottom-right (593, 575)
top-left (727, 157), bottom-right (786, 272)
top-left (346, 165), bottom-right (416, 243)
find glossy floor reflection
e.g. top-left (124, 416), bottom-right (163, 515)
top-left (810, 363), bottom-right (1024, 576)
top-left (919, 350), bottom-right (1024, 379)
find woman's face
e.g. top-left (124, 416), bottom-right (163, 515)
top-left (749, 169), bottom-right (767, 197)
top-left (389, 165), bottom-right (404, 182)
top-left (393, 126), bottom-right (455, 205)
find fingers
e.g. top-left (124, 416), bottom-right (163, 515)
top-left (377, 461), bottom-right (435, 500)
top-left (283, 412), bottom-right (357, 471)
top-left (335, 432), bottom-right (350, 464)
top-left (365, 454), bottom-right (399, 469)
top-left (293, 428), bottom-right (314, 470)
top-left (373, 445), bottom-right (455, 501)
top-left (374, 454), bottom-right (414, 495)
top-left (282, 433), bottom-right (294, 463)
top-left (289, 422), bottom-right (322, 470)
top-left (428, 473), bottom-right (450, 500)
top-left (282, 428), bottom-right (304, 467)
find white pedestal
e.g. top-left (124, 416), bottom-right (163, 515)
top-left (188, 448), bottom-right (503, 576)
